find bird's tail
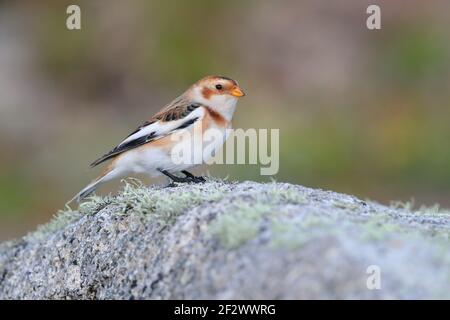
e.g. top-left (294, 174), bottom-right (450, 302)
top-left (68, 167), bottom-right (119, 203)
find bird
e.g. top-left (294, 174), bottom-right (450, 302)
top-left (71, 75), bottom-right (245, 202)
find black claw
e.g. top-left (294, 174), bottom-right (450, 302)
top-left (193, 176), bottom-right (206, 183)
top-left (159, 169), bottom-right (205, 185)
top-left (166, 182), bottom-right (177, 188)
top-left (158, 169), bottom-right (186, 183)
top-left (181, 171), bottom-right (205, 184)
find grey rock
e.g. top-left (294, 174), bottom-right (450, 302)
top-left (1, 180), bottom-right (450, 299)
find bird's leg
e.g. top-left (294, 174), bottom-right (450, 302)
top-left (181, 170), bottom-right (206, 183)
top-left (158, 169), bottom-right (190, 184)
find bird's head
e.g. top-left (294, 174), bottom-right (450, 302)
top-left (189, 76), bottom-right (245, 114)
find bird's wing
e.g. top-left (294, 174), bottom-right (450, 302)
top-left (90, 102), bottom-right (205, 167)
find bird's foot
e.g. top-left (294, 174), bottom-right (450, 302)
top-left (159, 169), bottom-right (189, 185)
top-left (159, 169), bottom-right (204, 186)
top-left (181, 171), bottom-right (206, 184)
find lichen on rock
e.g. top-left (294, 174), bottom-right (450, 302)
top-left (1, 179), bottom-right (450, 299)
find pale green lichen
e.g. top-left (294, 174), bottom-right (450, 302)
top-left (270, 215), bottom-right (339, 249)
top-left (214, 190), bottom-right (450, 250)
top-left (209, 201), bottom-right (274, 249)
top-left (25, 180), bottom-right (450, 253)
top-left (27, 190), bottom-right (113, 240)
top-left (29, 179), bottom-right (231, 240)
top-left (31, 180), bottom-right (306, 247)
top-left (390, 199), bottom-right (416, 212)
top-left (416, 204), bottom-right (450, 215)
top-left (264, 184), bottom-right (306, 204)
top-left (390, 200), bottom-right (450, 215)
top-left (77, 194), bottom-right (110, 215)
top-left (209, 185), bottom-right (305, 249)
top-left (358, 215), bottom-right (405, 241)
top-left (28, 209), bottom-right (84, 241)
top-left (270, 212), bottom-right (438, 250)
top-left (104, 179), bottom-right (228, 227)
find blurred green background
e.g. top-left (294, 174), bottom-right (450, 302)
top-left (0, 0), bottom-right (449, 240)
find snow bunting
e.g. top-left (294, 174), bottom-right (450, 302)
top-left (72, 75), bottom-right (245, 202)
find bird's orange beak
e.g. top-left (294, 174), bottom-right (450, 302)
top-left (230, 86), bottom-right (245, 97)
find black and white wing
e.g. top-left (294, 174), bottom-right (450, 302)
top-left (90, 102), bottom-right (204, 167)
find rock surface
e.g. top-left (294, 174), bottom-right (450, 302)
top-left (1, 180), bottom-right (450, 299)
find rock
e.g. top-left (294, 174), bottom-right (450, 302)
top-left (1, 179), bottom-right (450, 299)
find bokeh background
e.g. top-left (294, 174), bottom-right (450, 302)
top-left (1, 0), bottom-right (449, 240)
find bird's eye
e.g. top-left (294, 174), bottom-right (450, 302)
top-left (215, 84), bottom-right (223, 90)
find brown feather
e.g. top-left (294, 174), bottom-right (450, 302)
top-left (205, 106), bottom-right (227, 127)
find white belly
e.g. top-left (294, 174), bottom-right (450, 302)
top-left (114, 124), bottom-right (229, 177)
